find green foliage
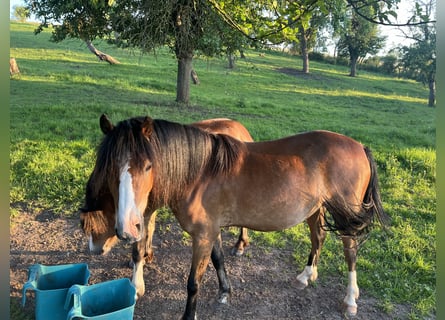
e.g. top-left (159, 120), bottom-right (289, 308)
top-left (336, 6), bottom-right (386, 69)
top-left (12, 5), bottom-right (30, 22)
top-left (10, 22), bottom-right (435, 318)
top-left (399, 26), bottom-right (436, 84)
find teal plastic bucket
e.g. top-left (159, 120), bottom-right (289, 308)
top-left (22, 263), bottom-right (90, 320)
top-left (65, 278), bottom-right (136, 320)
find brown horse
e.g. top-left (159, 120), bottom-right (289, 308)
top-left (87, 114), bottom-right (389, 319)
top-left (80, 118), bottom-right (253, 257)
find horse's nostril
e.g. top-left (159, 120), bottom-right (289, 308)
top-left (135, 223), bottom-right (141, 232)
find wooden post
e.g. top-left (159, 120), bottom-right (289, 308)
top-left (191, 69), bottom-right (200, 85)
top-left (10, 58), bottom-right (20, 75)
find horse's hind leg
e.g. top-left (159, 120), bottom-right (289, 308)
top-left (230, 227), bottom-right (249, 256)
top-left (212, 233), bottom-right (232, 303)
top-left (296, 208), bottom-right (327, 289)
top-left (342, 236), bottom-right (360, 317)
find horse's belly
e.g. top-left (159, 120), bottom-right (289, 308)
top-left (230, 200), bottom-right (315, 232)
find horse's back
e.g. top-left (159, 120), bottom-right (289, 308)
top-left (242, 130), bottom-right (370, 203)
top-left (190, 118), bottom-right (253, 142)
top-left (247, 130), bottom-right (363, 156)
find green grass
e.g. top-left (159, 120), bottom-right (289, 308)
top-left (10, 21), bottom-right (435, 318)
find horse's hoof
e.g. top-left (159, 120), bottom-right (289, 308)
top-left (136, 288), bottom-right (145, 300)
top-left (230, 246), bottom-right (244, 256)
top-left (295, 279), bottom-right (308, 290)
top-left (145, 252), bottom-right (154, 264)
top-left (218, 292), bottom-right (230, 304)
top-left (342, 303), bottom-right (357, 318)
top-left (179, 314), bottom-right (198, 320)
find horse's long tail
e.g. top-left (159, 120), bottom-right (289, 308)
top-left (323, 146), bottom-right (390, 237)
top-left (362, 146), bottom-right (390, 229)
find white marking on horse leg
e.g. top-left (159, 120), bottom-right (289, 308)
top-left (132, 259), bottom-right (145, 298)
top-left (88, 235), bottom-right (103, 255)
top-left (343, 271), bottom-right (359, 316)
top-left (88, 235), bottom-right (95, 252)
top-left (296, 265), bottom-right (317, 289)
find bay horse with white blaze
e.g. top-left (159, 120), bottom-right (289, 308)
top-left (88, 115), bottom-right (389, 319)
top-left (80, 118), bottom-right (253, 257)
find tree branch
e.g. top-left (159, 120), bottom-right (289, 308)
top-left (85, 40), bottom-right (121, 65)
top-left (347, 0), bottom-right (436, 26)
top-left (207, 0), bottom-right (319, 44)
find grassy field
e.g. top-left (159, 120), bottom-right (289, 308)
top-left (10, 21), bottom-right (435, 319)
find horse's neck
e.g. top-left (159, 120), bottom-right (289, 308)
top-left (151, 124), bottom-right (209, 205)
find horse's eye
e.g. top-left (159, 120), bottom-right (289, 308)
top-left (145, 164), bottom-right (152, 172)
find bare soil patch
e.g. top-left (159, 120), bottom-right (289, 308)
top-left (10, 210), bottom-right (411, 319)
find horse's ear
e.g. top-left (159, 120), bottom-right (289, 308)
top-left (100, 113), bottom-right (114, 135)
top-left (141, 116), bottom-right (154, 138)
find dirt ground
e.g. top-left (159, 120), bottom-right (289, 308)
top-left (10, 209), bottom-right (412, 320)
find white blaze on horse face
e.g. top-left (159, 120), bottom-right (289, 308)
top-left (117, 162), bottom-right (142, 241)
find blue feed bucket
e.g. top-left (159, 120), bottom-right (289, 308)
top-left (65, 278), bottom-right (136, 320)
top-left (22, 263), bottom-right (90, 320)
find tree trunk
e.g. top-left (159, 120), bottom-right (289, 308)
top-left (300, 34), bottom-right (309, 74)
top-left (227, 54), bottom-right (236, 69)
top-left (176, 55), bottom-right (193, 104)
top-left (349, 55), bottom-right (358, 77)
top-left (302, 50), bottom-right (309, 74)
top-left (85, 40), bottom-right (120, 65)
top-left (428, 78), bottom-right (436, 107)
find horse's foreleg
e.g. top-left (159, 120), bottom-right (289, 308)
top-left (230, 227), bottom-right (249, 256)
top-left (128, 210), bottom-right (157, 268)
top-left (296, 208), bottom-right (327, 289)
top-left (211, 233), bottom-right (231, 303)
top-left (341, 236), bottom-right (359, 317)
top-left (144, 210), bottom-right (157, 264)
top-left (183, 236), bottom-right (214, 320)
top-left (131, 231), bottom-right (147, 298)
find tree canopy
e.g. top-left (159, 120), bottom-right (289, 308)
top-left (399, 0), bottom-right (436, 106)
top-left (336, 5), bottom-right (386, 76)
top-left (25, 0), bottom-right (435, 103)
top-left (12, 5), bottom-right (30, 22)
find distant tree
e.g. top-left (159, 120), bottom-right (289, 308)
top-left (336, 7), bottom-right (386, 76)
top-left (26, 0), bottom-right (262, 104)
top-left (26, 0), bottom-right (432, 104)
top-left (295, 7), bottom-right (329, 73)
top-left (399, 0), bottom-right (436, 107)
top-left (381, 54), bottom-right (398, 74)
top-left (12, 5), bottom-right (29, 22)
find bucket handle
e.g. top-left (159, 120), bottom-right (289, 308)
top-left (21, 265), bottom-right (40, 307)
top-left (64, 285), bottom-right (82, 320)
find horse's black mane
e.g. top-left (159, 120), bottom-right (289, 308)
top-left (89, 117), bottom-right (246, 207)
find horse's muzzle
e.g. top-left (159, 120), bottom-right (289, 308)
top-left (115, 228), bottom-right (141, 243)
